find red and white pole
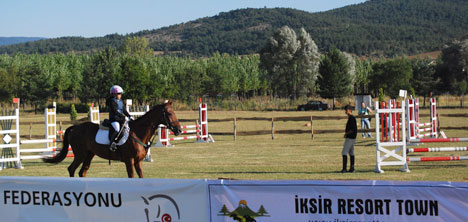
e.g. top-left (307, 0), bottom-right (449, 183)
top-left (198, 103), bottom-right (208, 142)
top-left (408, 146), bottom-right (468, 153)
top-left (410, 138), bottom-right (468, 143)
top-left (408, 156), bottom-right (468, 162)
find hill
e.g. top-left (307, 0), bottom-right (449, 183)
top-left (0, 37), bottom-right (45, 46)
top-left (1, 0), bottom-right (468, 56)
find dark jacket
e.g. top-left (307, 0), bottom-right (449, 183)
top-left (106, 97), bottom-right (131, 123)
top-left (345, 115), bottom-right (357, 139)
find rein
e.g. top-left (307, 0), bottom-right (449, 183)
top-left (125, 105), bottom-right (178, 152)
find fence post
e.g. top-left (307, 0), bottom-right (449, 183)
top-left (310, 116), bottom-right (314, 140)
top-left (29, 122), bottom-right (32, 139)
top-left (271, 117), bottom-right (275, 140)
top-left (437, 113), bottom-right (440, 137)
top-left (233, 117), bottom-right (237, 141)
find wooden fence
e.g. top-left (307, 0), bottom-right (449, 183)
top-left (21, 113), bottom-right (468, 140)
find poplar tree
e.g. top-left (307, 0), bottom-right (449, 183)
top-left (260, 26), bottom-right (320, 99)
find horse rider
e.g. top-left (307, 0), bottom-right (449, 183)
top-left (106, 85), bottom-right (131, 151)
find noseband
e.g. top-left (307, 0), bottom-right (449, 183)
top-left (162, 107), bottom-right (179, 130)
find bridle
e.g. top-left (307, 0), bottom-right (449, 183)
top-left (162, 106), bottom-right (179, 133)
top-left (131, 105), bottom-right (180, 149)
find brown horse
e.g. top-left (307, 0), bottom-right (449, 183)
top-left (43, 100), bottom-right (182, 178)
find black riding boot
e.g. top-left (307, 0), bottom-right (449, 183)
top-left (340, 155), bottom-right (348, 173)
top-left (349, 156), bottom-right (355, 173)
top-left (109, 128), bottom-right (118, 151)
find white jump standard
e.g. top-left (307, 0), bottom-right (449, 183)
top-left (374, 101), bottom-right (409, 173)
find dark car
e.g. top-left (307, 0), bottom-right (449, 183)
top-left (297, 101), bottom-right (330, 111)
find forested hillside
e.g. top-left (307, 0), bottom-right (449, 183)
top-left (1, 0), bottom-right (468, 56)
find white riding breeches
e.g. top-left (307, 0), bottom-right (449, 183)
top-left (111, 121), bottom-right (120, 131)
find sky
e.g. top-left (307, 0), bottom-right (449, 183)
top-left (1, 0), bottom-right (366, 38)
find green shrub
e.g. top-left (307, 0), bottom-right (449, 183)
top-left (70, 104), bottom-right (78, 121)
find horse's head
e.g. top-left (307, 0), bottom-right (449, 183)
top-left (161, 100), bottom-right (182, 136)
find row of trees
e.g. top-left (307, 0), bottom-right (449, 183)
top-left (0, 31), bottom-right (467, 109)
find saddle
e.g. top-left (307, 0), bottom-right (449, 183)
top-left (95, 119), bottom-right (130, 146)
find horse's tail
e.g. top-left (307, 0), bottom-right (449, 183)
top-left (43, 126), bottom-right (73, 164)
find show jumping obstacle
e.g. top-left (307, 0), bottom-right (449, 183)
top-left (374, 100), bottom-right (409, 173)
top-left (155, 103), bottom-right (212, 147)
top-left (375, 97), bottom-right (468, 173)
top-left (406, 98), bottom-right (437, 140)
top-left (89, 104), bottom-right (100, 124)
top-left (20, 102), bottom-right (60, 160)
top-left (0, 99), bottom-right (21, 169)
top-left (0, 99), bottom-right (61, 169)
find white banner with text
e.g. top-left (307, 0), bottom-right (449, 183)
top-left (208, 180), bottom-right (468, 222)
top-left (0, 176), bottom-right (207, 222)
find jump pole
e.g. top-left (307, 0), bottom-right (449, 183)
top-left (408, 156), bottom-right (468, 162)
top-left (410, 138), bottom-right (468, 143)
top-left (408, 147), bottom-right (468, 153)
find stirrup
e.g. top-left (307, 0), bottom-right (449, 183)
top-left (110, 142), bottom-right (117, 151)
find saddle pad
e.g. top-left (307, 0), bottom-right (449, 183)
top-left (95, 124), bottom-right (130, 146)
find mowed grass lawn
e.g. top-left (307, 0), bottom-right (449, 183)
top-left (1, 107), bottom-right (467, 182)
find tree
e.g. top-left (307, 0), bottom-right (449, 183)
top-left (80, 47), bottom-right (121, 103)
top-left (19, 57), bottom-right (54, 112)
top-left (121, 37), bottom-right (153, 57)
top-left (437, 36), bottom-right (468, 93)
top-left (354, 58), bottom-right (374, 93)
top-left (317, 47), bottom-right (352, 109)
top-left (120, 56), bottom-right (149, 103)
top-left (370, 57), bottom-right (413, 98)
top-left (437, 36), bottom-right (468, 106)
top-left (260, 26), bottom-right (319, 99)
top-left (410, 58), bottom-right (438, 106)
top-left (294, 28), bottom-right (321, 97)
top-left (257, 205), bottom-right (269, 216)
top-left (218, 204), bottom-right (230, 216)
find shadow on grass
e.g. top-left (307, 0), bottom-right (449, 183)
top-left (193, 169), bottom-right (376, 175)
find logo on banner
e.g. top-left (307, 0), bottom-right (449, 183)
top-left (141, 194), bottom-right (181, 222)
top-left (218, 200), bottom-right (270, 221)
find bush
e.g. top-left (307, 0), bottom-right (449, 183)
top-left (70, 104), bottom-right (78, 121)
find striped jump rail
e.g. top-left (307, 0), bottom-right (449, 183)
top-left (408, 147), bottom-right (468, 153)
top-left (410, 138), bottom-right (468, 143)
top-left (408, 156), bottom-right (468, 162)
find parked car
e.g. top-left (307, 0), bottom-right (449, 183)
top-left (297, 101), bottom-right (330, 111)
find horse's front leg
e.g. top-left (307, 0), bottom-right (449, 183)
top-left (134, 160), bottom-right (144, 178)
top-left (124, 158), bottom-right (135, 178)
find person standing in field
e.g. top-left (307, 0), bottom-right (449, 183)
top-left (341, 104), bottom-right (357, 173)
top-left (358, 102), bottom-right (372, 138)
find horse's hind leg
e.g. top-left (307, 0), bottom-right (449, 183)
top-left (134, 161), bottom-right (144, 178)
top-left (68, 157), bottom-right (84, 177)
top-left (79, 152), bottom-right (95, 177)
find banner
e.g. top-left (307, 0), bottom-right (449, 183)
top-left (208, 180), bottom-right (468, 222)
top-left (0, 176), bottom-right (207, 222)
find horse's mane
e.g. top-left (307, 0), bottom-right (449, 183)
top-left (130, 103), bottom-right (166, 127)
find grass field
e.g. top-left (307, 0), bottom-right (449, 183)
top-left (1, 107), bottom-right (467, 182)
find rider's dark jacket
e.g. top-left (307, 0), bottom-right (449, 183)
top-left (106, 97), bottom-right (131, 123)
